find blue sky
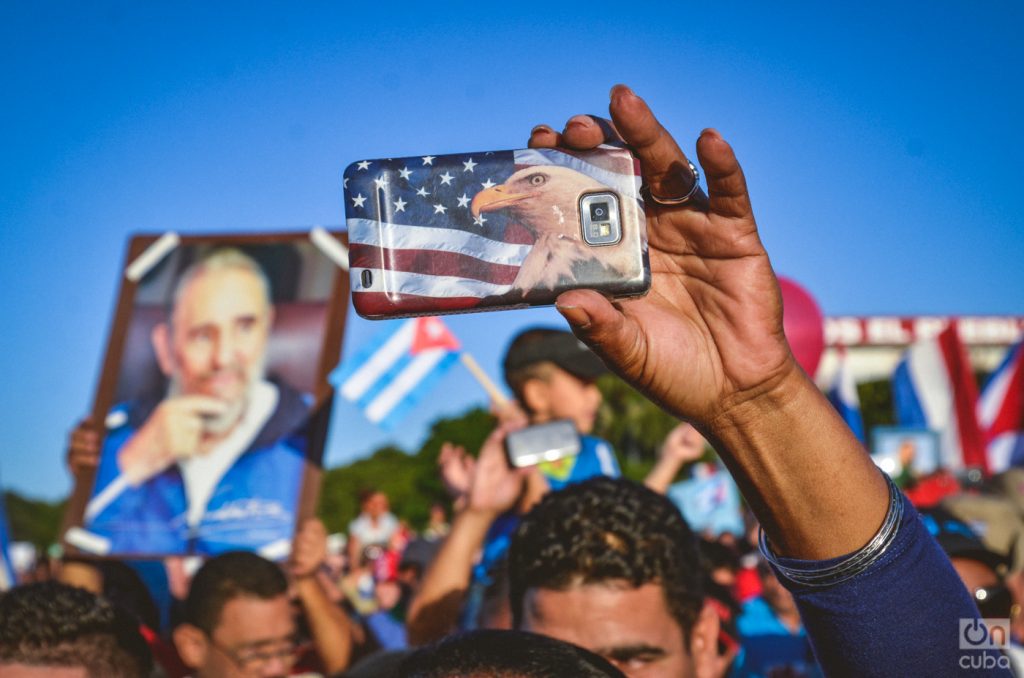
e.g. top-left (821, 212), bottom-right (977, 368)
top-left (2, 2), bottom-right (1021, 500)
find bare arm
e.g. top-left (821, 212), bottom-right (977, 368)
top-left (291, 519), bottom-right (353, 674)
top-left (406, 425), bottom-right (529, 644)
top-left (405, 509), bottom-right (495, 645)
top-left (643, 422), bottom-right (706, 494)
top-left (534, 86), bottom-right (887, 560)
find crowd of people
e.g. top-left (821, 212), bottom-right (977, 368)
top-left (2, 86), bottom-right (1021, 677)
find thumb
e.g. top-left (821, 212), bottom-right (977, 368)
top-left (556, 289), bottom-right (641, 373)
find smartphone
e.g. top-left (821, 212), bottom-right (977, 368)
top-left (344, 146), bottom-right (650, 319)
top-left (505, 420), bottom-right (581, 468)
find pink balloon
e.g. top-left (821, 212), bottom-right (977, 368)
top-left (779, 277), bottom-right (824, 378)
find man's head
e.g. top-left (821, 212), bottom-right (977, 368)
top-left (358, 488), bottom-right (390, 519)
top-left (173, 551), bottom-right (295, 678)
top-left (755, 560), bottom-right (799, 619)
top-left (399, 629), bottom-right (626, 678)
top-left (502, 328), bottom-right (606, 433)
top-left (508, 477), bottom-right (718, 678)
top-left (152, 249), bottom-right (274, 435)
top-left (922, 508), bottom-right (1013, 618)
top-left (0, 581), bottom-right (152, 678)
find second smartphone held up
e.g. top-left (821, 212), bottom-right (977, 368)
top-left (344, 146), bottom-right (650, 319)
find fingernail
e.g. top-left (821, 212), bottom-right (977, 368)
top-left (565, 115), bottom-right (594, 131)
top-left (556, 303), bottom-right (591, 330)
top-left (531, 124), bottom-right (554, 136)
top-left (701, 127), bottom-right (721, 139)
top-left (610, 84), bottom-right (636, 101)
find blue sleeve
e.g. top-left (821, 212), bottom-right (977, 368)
top-left (772, 493), bottom-right (1013, 676)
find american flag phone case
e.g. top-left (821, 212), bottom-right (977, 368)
top-left (344, 146), bottom-right (650, 319)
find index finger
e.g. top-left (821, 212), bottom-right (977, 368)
top-left (608, 85), bottom-right (700, 204)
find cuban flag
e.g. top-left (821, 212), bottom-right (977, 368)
top-left (892, 323), bottom-right (987, 473)
top-left (344, 146), bottom-right (642, 317)
top-left (827, 347), bottom-right (866, 443)
top-left (0, 491), bottom-right (16, 590)
top-left (978, 338), bottom-right (1024, 473)
top-left (331, 317), bottom-right (461, 429)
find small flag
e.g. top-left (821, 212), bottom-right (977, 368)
top-left (827, 347), bottom-right (866, 443)
top-left (667, 464), bottom-right (744, 537)
top-left (978, 338), bottom-right (1024, 473)
top-left (0, 492), bottom-right (16, 590)
top-left (892, 323), bottom-right (987, 473)
top-left (332, 317), bottom-right (461, 429)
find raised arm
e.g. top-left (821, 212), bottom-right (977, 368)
top-left (532, 85), bottom-right (887, 559)
top-left (290, 518), bottom-right (354, 674)
top-left (407, 426), bottom-right (529, 644)
top-left (531, 86), bottom-right (1010, 676)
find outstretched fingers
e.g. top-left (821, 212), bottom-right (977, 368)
top-left (608, 85), bottom-right (698, 202)
top-left (695, 128), bottom-right (754, 221)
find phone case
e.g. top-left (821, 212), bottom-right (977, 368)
top-left (344, 146), bottom-right (650, 319)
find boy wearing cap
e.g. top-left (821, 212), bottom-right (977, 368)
top-left (406, 328), bottom-right (621, 644)
top-left (501, 327), bottom-right (620, 488)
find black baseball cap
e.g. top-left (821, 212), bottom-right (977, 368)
top-left (502, 328), bottom-right (608, 383)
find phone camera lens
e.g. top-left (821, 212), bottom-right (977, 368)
top-left (589, 203), bottom-right (609, 221)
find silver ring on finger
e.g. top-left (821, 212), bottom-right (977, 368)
top-left (642, 161), bottom-right (703, 206)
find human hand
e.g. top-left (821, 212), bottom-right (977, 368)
top-left (291, 518), bottom-right (328, 579)
top-left (117, 395), bottom-right (228, 484)
top-left (438, 442), bottom-right (476, 501)
top-left (491, 398), bottom-right (529, 428)
top-left (465, 425), bottom-right (530, 517)
top-left (661, 422), bottom-right (707, 464)
top-left (67, 418), bottom-right (101, 476)
top-left (532, 86), bottom-right (799, 430)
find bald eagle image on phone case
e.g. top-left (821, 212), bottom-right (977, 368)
top-left (344, 146), bottom-right (650, 319)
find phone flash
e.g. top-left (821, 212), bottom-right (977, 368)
top-left (579, 192), bottom-right (622, 246)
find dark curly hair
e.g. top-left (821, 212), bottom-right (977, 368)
top-left (508, 477), bottom-right (703, 637)
top-left (398, 629), bottom-right (625, 677)
top-left (0, 581), bottom-right (153, 677)
top-left (184, 551), bottom-right (288, 635)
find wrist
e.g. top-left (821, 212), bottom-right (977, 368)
top-left (703, 358), bottom-right (808, 443)
top-left (460, 504), bottom-right (502, 523)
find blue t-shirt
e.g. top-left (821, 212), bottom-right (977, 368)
top-left (731, 596), bottom-right (821, 678)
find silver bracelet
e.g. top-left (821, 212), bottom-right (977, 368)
top-left (759, 473), bottom-right (904, 588)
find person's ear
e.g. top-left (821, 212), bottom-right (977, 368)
top-left (689, 601), bottom-right (727, 678)
top-left (152, 322), bottom-right (175, 377)
top-left (173, 623), bottom-right (210, 670)
top-left (521, 379), bottom-right (551, 419)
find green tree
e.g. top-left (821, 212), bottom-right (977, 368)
top-left (3, 491), bottom-right (65, 550)
top-left (317, 407), bottom-right (495, 534)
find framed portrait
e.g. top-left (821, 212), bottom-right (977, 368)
top-left (871, 426), bottom-right (942, 478)
top-left (62, 232), bottom-right (349, 559)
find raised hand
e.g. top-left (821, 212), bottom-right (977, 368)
top-left (438, 442), bottom-right (476, 502)
top-left (66, 418), bottom-right (101, 476)
top-left (661, 422), bottom-right (707, 464)
top-left (291, 518), bottom-right (328, 580)
top-left (532, 86), bottom-right (888, 561)
top-left (465, 425), bottom-right (532, 517)
top-left (117, 395), bottom-right (228, 484)
top-left (531, 85), bottom-right (797, 428)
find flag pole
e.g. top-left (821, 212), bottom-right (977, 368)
top-left (459, 352), bottom-right (509, 408)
